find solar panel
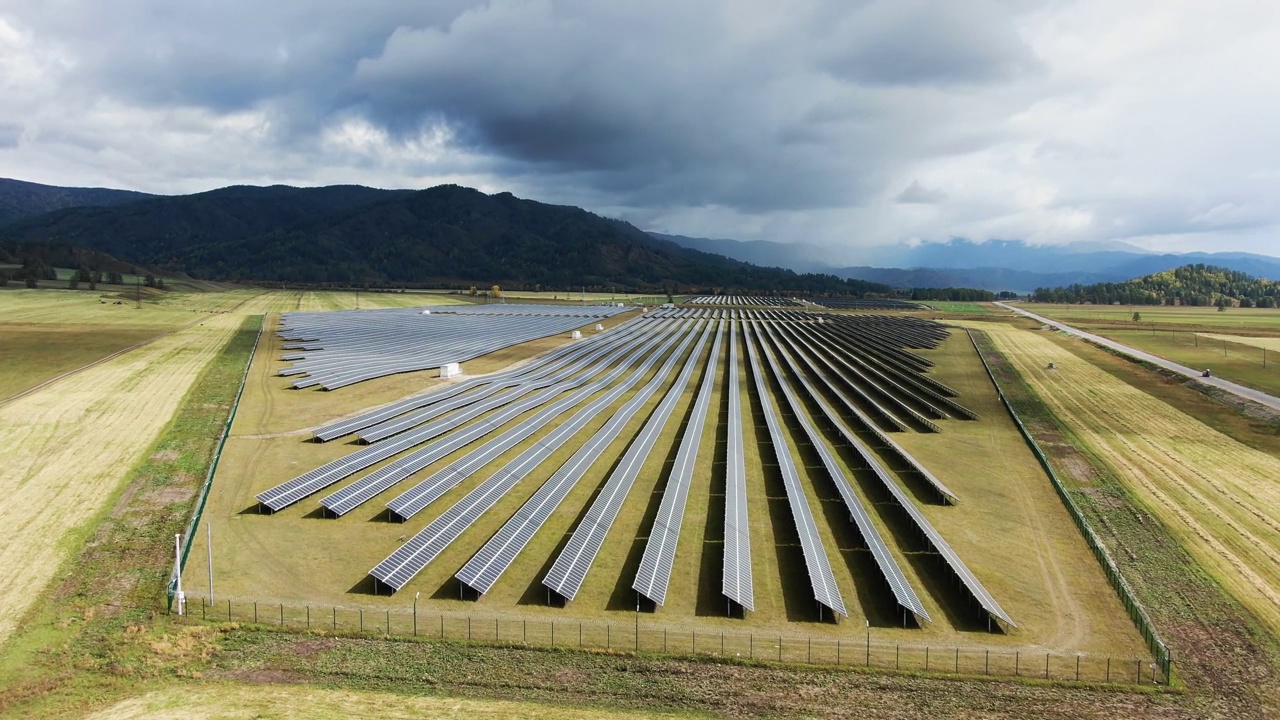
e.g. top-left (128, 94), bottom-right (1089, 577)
top-left (542, 320), bottom-right (718, 602)
top-left (742, 320), bottom-right (847, 618)
top-left (629, 320), bottom-right (725, 606)
top-left (456, 322), bottom-right (704, 595)
top-left (722, 319), bottom-right (754, 611)
top-left (368, 322), bottom-right (691, 592)
top-left (317, 321), bottom-right (679, 516)
top-left (754, 320), bottom-right (930, 622)
top-left (255, 319), bottom-right (671, 512)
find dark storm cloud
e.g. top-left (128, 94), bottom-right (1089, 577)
top-left (5, 1), bottom-right (1280, 254)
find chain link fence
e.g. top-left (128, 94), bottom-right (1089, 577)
top-left (184, 595), bottom-right (1166, 685)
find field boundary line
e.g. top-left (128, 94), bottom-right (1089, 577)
top-left (167, 315), bottom-right (265, 609)
top-left (965, 328), bottom-right (1173, 684)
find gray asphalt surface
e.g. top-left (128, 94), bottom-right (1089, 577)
top-left (993, 302), bottom-right (1280, 414)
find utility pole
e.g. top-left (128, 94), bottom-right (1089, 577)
top-left (135, 276), bottom-right (141, 309)
top-left (174, 534), bottom-right (184, 615)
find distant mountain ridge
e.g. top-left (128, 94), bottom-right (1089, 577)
top-left (0, 181), bottom-right (890, 294)
top-left (0, 178), bottom-right (154, 225)
top-left (657, 234), bottom-right (1280, 292)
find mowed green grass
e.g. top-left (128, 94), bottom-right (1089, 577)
top-left (1022, 302), bottom-right (1280, 330)
top-left (1010, 303), bottom-right (1280, 396)
top-left (915, 301), bottom-right (991, 314)
top-left (189, 315), bottom-right (1146, 660)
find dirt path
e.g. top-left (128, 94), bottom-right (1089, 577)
top-left (0, 313), bottom-right (242, 645)
top-left (973, 322), bottom-right (1280, 636)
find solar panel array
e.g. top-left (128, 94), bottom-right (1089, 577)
top-left (630, 320), bottom-right (724, 607)
top-left (544, 321), bottom-right (717, 602)
top-left (256, 303), bottom-right (1017, 630)
top-left (742, 320), bottom-right (847, 618)
top-left (279, 304), bottom-right (629, 390)
top-left (456, 323), bottom-right (704, 595)
top-left (686, 296), bottom-right (801, 307)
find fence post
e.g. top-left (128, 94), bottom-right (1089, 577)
top-left (1107, 657), bottom-right (1111, 683)
top-left (895, 644), bottom-right (899, 669)
top-left (359, 609), bottom-right (363, 633)
top-left (607, 623), bottom-right (611, 650)
top-left (955, 648), bottom-right (959, 673)
top-left (1076, 654), bottom-right (1081, 681)
top-left (808, 637), bottom-right (811, 663)
top-left (306, 605), bottom-right (310, 629)
top-left (254, 602), bottom-right (258, 624)
top-left (1015, 651), bottom-right (1019, 676)
top-left (202, 596), bottom-right (206, 620)
top-left (468, 616), bottom-right (471, 641)
top-left (985, 649), bottom-right (989, 675)
top-left (333, 606), bottom-right (336, 630)
top-left (280, 603), bottom-right (284, 627)
top-left (837, 639), bottom-right (841, 665)
top-left (925, 646), bottom-right (929, 671)
top-left (228, 599), bottom-right (231, 621)
top-left (1045, 653), bottom-right (1050, 679)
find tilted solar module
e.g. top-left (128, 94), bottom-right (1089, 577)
top-left (455, 322), bottom-right (704, 595)
top-left (368, 322), bottom-right (690, 592)
top-left (629, 320), bottom-right (725, 606)
top-left (742, 320), bottom-right (847, 618)
top-left (754, 320), bottom-right (930, 622)
top-left (542, 320), bottom-right (718, 602)
top-left (256, 319), bottom-right (669, 512)
top-left (317, 321), bottom-right (677, 516)
top-left (722, 318), bottom-right (754, 611)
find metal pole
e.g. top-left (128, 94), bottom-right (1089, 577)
top-left (173, 534), bottom-right (183, 616)
top-left (207, 522), bottom-right (214, 604)
top-left (413, 592), bottom-right (419, 636)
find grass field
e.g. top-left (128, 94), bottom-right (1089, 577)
top-left (1003, 303), bottom-right (1280, 396)
top-left (86, 683), bottom-right (702, 720)
top-left (967, 321), bottom-right (1280, 639)
top-left (184, 314), bottom-right (1146, 664)
top-left (0, 311), bottom-right (245, 645)
top-left (1020, 303), bottom-right (1280, 330)
top-left (914, 301), bottom-right (991, 314)
top-left (5, 288), bottom-right (1277, 719)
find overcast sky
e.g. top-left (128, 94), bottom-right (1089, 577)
top-left (3, 1), bottom-right (1279, 256)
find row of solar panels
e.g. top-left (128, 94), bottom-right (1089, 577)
top-left (256, 313), bottom-right (1012, 628)
top-left (685, 295), bottom-right (802, 306)
top-left (276, 304), bottom-right (630, 390)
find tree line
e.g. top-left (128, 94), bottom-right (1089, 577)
top-left (1030, 264), bottom-right (1278, 308)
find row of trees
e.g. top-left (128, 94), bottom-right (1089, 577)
top-left (1030, 264), bottom-right (1278, 307)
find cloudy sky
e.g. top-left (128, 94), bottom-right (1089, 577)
top-left (2, 1), bottom-right (1279, 257)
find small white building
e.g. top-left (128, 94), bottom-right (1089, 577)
top-left (571, 330), bottom-right (582, 340)
top-left (439, 362), bottom-right (462, 378)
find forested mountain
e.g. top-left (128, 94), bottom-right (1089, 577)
top-left (0, 178), bottom-right (153, 224)
top-left (0, 183), bottom-right (890, 294)
top-left (1030, 264), bottom-right (1279, 307)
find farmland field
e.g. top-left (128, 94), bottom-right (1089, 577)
top-left (184, 307), bottom-right (1146, 667)
top-left (968, 320), bottom-right (1280, 638)
top-left (1004, 303), bottom-right (1280, 396)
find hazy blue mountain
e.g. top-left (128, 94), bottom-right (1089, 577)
top-left (658, 233), bottom-right (1280, 291)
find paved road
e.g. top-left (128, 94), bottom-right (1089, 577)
top-left (994, 302), bottom-right (1280, 413)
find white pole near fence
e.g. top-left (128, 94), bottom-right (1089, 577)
top-left (173, 534), bottom-right (185, 615)
top-left (207, 521), bottom-right (214, 604)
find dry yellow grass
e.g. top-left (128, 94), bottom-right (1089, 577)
top-left (1200, 333), bottom-right (1280, 352)
top-left (0, 313), bottom-right (244, 644)
top-left (971, 321), bottom-right (1280, 636)
top-left (86, 683), bottom-right (698, 720)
